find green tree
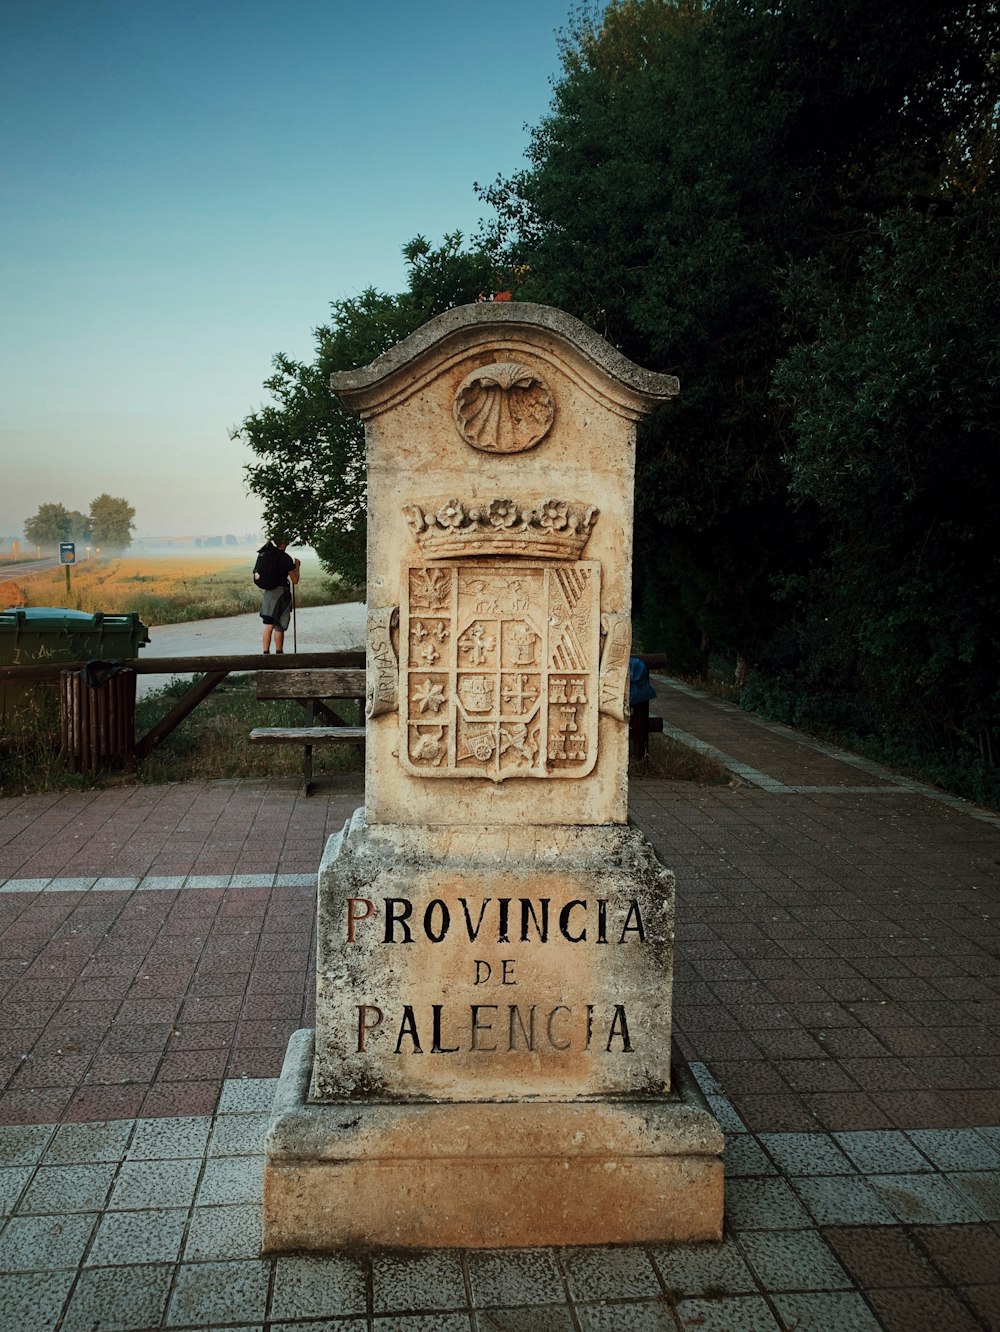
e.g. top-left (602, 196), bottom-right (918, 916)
top-left (235, 234), bottom-right (499, 585)
top-left (67, 510), bottom-right (91, 541)
top-left (770, 196), bottom-right (1000, 784)
top-left (481, 0), bottom-right (999, 669)
top-left (88, 494), bottom-right (136, 551)
top-left (23, 502), bottom-right (74, 547)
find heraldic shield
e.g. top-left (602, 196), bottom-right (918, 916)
top-left (400, 561), bottom-right (601, 781)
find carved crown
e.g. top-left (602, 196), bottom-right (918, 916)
top-left (402, 498), bottom-right (599, 559)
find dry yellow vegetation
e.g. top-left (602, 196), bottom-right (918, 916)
top-left (0, 551), bottom-right (347, 624)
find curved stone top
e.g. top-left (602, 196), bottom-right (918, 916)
top-left (330, 301), bottom-right (679, 420)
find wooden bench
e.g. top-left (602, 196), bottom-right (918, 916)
top-left (250, 668), bottom-right (366, 794)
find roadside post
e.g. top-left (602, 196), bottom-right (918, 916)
top-left (59, 541), bottom-right (76, 597)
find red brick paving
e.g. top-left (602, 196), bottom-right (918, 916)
top-left (0, 712), bottom-right (997, 1143)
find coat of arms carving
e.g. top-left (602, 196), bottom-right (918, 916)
top-left (401, 562), bottom-right (601, 781)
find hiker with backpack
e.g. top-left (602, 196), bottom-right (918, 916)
top-left (254, 536), bottom-right (300, 654)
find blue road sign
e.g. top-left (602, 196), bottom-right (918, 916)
top-left (59, 542), bottom-right (76, 564)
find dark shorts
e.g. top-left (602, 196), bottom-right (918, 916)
top-left (260, 585), bottom-right (292, 631)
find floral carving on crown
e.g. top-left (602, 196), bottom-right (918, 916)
top-left (402, 498), bottom-right (599, 559)
top-left (453, 362), bottom-right (555, 453)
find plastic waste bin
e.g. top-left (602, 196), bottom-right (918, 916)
top-left (0, 608), bottom-right (149, 723)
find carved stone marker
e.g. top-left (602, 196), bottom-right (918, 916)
top-left (263, 302), bottom-right (724, 1250)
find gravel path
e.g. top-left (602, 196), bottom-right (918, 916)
top-left (136, 601), bottom-right (366, 697)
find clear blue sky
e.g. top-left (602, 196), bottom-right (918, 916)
top-left (1, 0), bottom-right (576, 542)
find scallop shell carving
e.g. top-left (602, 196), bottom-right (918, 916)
top-left (453, 361), bottom-right (555, 453)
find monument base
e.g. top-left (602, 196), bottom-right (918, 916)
top-left (263, 1029), bottom-right (724, 1251)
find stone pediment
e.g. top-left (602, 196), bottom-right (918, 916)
top-left (330, 301), bottom-right (679, 422)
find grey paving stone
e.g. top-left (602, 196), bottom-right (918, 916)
top-left (127, 1113), bottom-right (212, 1159)
top-left (467, 1249), bottom-right (565, 1306)
top-left (166, 1258), bottom-right (271, 1327)
top-left (0, 1125), bottom-right (54, 1167)
top-left (726, 1177), bottom-right (814, 1229)
top-left (372, 1248), bottom-right (467, 1312)
top-left (185, 1203), bottom-right (263, 1261)
top-left (217, 1076), bottom-right (277, 1113)
top-left (138, 875), bottom-right (186, 890)
top-left (689, 1061), bottom-right (725, 1095)
top-left (771, 1291), bottom-right (882, 1330)
top-left (18, 1163), bottom-right (116, 1214)
top-left (759, 1133), bottom-right (854, 1176)
top-left (0, 1167), bottom-right (33, 1215)
top-left (790, 1176), bottom-right (897, 1226)
top-left (673, 1295), bottom-right (781, 1330)
top-left (45, 1119), bottom-right (133, 1165)
top-left (726, 1135), bottom-right (778, 1176)
top-left (373, 1316), bottom-right (472, 1332)
top-left (92, 876), bottom-right (140, 891)
top-left (230, 873), bottom-right (275, 888)
top-left (280, 1322), bottom-right (365, 1332)
top-left (561, 1245), bottom-right (660, 1301)
top-left (739, 1229), bottom-right (853, 1290)
top-left (974, 1125), bottom-right (1000, 1153)
top-left (108, 1156), bottom-right (201, 1210)
top-left (269, 1253), bottom-right (367, 1321)
top-left (473, 1310), bottom-right (574, 1332)
top-left (707, 1094), bottom-right (748, 1132)
top-left (906, 1128), bottom-right (1000, 1172)
top-left (196, 1154), bottom-right (264, 1206)
top-left (651, 1238), bottom-right (756, 1296)
top-left (833, 1130), bottom-right (933, 1174)
top-left (950, 1169), bottom-right (1000, 1220)
top-left (86, 1207), bottom-right (187, 1265)
top-left (208, 1112), bottom-right (270, 1156)
top-left (0, 1269), bottom-right (75, 1331)
top-left (61, 1262), bottom-right (173, 1332)
top-left (576, 1301), bottom-right (676, 1331)
top-left (0, 1212), bottom-right (97, 1271)
top-left (870, 1172), bottom-right (986, 1224)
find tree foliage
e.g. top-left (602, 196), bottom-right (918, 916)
top-left (482, 0), bottom-right (999, 669)
top-left (476, 0), bottom-right (1000, 792)
top-left (88, 494), bottom-right (136, 551)
top-left (770, 198), bottom-right (1000, 767)
top-left (236, 234), bottom-right (500, 587)
top-left (24, 503), bottom-right (93, 547)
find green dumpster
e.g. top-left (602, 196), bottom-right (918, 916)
top-left (0, 608), bottom-right (149, 724)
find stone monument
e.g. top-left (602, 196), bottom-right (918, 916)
top-left (263, 302), bottom-right (724, 1249)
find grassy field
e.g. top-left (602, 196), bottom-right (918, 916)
top-left (0, 551), bottom-right (357, 624)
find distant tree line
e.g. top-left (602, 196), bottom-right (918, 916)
top-left (237, 0), bottom-right (1000, 802)
top-left (23, 495), bottom-right (136, 553)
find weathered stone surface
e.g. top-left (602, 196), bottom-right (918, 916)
top-left (330, 301), bottom-right (679, 829)
top-left (311, 808), bottom-right (675, 1102)
top-left (263, 301), bottom-right (721, 1251)
top-left (264, 1031), bottom-right (724, 1251)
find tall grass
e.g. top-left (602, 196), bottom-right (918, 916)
top-left (0, 553), bottom-right (359, 624)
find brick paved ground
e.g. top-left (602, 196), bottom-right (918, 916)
top-left (0, 682), bottom-right (997, 1329)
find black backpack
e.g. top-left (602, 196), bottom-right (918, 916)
top-left (253, 544), bottom-right (286, 591)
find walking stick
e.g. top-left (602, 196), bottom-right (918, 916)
top-left (291, 579), bottom-right (297, 654)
